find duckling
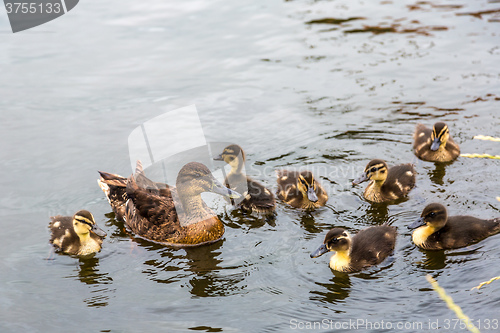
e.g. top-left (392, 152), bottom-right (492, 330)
top-left (213, 144), bottom-right (276, 214)
top-left (310, 226), bottom-right (397, 272)
top-left (101, 161), bottom-right (241, 247)
top-left (49, 210), bottom-right (107, 255)
top-left (413, 122), bottom-right (460, 162)
top-left (408, 203), bottom-right (500, 250)
top-left (353, 159), bottom-right (416, 203)
top-left (276, 169), bottom-right (328, 210)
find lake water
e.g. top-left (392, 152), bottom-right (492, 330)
top-left (1, 0), bottom-right (500, 332)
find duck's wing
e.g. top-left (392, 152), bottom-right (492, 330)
top-left (276, 170), bottom-right (300, 200)
top-left (125, 175), bottom-right (180, 240)
top-left (413, 123), bottom-right (432, 150)
top-left (385, 164), bottom-right (416, 196)
top-left (351, 226), bottom-right (397, 268)
top-left (241, 177), bottom-right (276, 213)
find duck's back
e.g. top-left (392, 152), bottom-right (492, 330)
top-left (425, 216), bottom-right (500, 250)
top-left (350, 226), bottom-right (397, 271)
top-left (125, 179), bottom-right (181, 242)
top-left (276, 170), bottom-right (302, 204)
top-left (382, 164), bottom-right (416, 197)
top-left (49, 216), bottom-right (81, 254)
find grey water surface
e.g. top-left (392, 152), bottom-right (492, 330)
top-left (1, 0), bottom-right (500, 332)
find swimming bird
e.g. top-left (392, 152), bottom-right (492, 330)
top-left (276, 169), bottom-right (328, 210)
top-left (99, 161), bottom-right (241, 247)
top-left (310, 226), bottom-right (397, 272)
top-left (409, 203), bottom-right (500, 250)
top-left (413, 122), bottom-right (460, 162)
top-left (353, 159), bottom-right (415, 203)
top-left (213, 144), bottom-right (276, 214)
top-left (49, 210), bottom-right (107, 255)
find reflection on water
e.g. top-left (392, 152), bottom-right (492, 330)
top-left (310, 272), bottom-right (352, 304)
top-left (427, 161), bottom-right (451, 186)
top-left (65, 256), bottom-right (114, 308)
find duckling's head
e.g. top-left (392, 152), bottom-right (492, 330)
top-left (353, 159), bottom-right (388, 185)
top-left (297, 171), bottom-right (319, 202)
top-left (408, 203), bottom-right (448, 230)
top-left (310, 228), bottom-right (351, 258)
top-left (213, 144), bottom-right (245, 169)
top-left (430, 122), bottom-right (450, 151)
top-left (72, 210), bottom-right (107, 238)
top-left (176, 162), bottom-right (241, 199)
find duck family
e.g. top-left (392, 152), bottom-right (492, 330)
top-left (48, 120), bottom-right (500, 277)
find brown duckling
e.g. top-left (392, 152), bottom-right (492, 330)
top-left (110, 161), bottom-right (240, 247)
top-left (310, 226), bottom-right (397, 272)
top-left (409, 203), bottom-right (500, 250)
top-left (276, 169), bottom-right (328, 210)
top-left (49, 210), bottom-right (107, 255)
top-left (353, 159), bottom-right (416, 203)
top-left (413, 122), bottom-right (460, 162)
top-left (213, 144), bottom-right (276, 214)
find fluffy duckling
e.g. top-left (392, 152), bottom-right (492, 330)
top-left (409, 203), bottom-right (500, 250)
top-left (310, 226), bottom-right (397, 272)
top-left (353, 159), bottom-right (416, 203)
top-left (100, 161), bottom-right (241, 247)
top-left (214, 144), bottom-right (276, 214)
top-left (413, 122), bottom-right (460, 162)
top-left (276, 169), bottom-right (328, 210)
top-left (49, 210), bottom-right (107, 255)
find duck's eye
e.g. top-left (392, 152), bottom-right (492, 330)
top-left (300, 179), bottom-right (307, 186)
top-left (428, 212), bottom-right (436, 218)
top-left (369, 167), bottom-right (376, 173)
top-left (228, 156), bottom-right (235, 162)
top-left (380, 170), bottom-right (386, 174)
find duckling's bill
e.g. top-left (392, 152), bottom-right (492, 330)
top-left (430, 137), bottom-right (441, 151)
top-left (310, 244), bottom-right (328, 258)
top-left (92, 223), bottom-right (107, 237)
top-left (352, 172), bottom-right (368, 185)
top-left (408, 217), bottom-right (425, 230)
top-left (307, 187), bottom-right (318, 202)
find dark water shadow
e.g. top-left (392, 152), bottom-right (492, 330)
top-left (414, 245), bottom-right (483, 270)
top-left (223, 209), bottom-right (276, 230)
top-left (309, 271), bottom-right (351, 305)
top-left (427, 161), bottom-right (453, 186)
top-left (61, 254), bottom-right (114, 308)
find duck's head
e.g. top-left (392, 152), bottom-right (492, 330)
top-left (353, 159), bottom-right (388, 185)
top-left (310, 228), bottom-right (351, 258)
top-left (430, 122), bottom-right (450, 151)
top-left (176, 162), bottom-right (241, 199)
top-left (213, 144), bottom-right (245, 169)
top-left (72, 210), bottom-right (107, 238)
top-left (408, 203), bottom-right (448, 230)
top-left (297, 171), bottom-right (319, 202)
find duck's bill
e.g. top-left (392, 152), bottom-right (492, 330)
top-left (307, 187), bottom-right (318, 202)
top-left (92, 224), bottom-right (107, 237)
top-left (430, 138), bottom-right (441, 151)
top-left (310, 244), bottom-right (328, 258)
top-left (210, 180), bottom-right (242, 199)
top-left (213, 153), bottom-right (224, 161)
top-left (408, 217), bottom-right (426, 230)
top-left (352, 173), bottom-right (368, 185)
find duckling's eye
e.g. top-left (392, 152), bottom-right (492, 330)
top-left (428, 212), bottom-right (436, 218)
top-left (227, 156), bottom-right (235, 162)
top-left (300, 179), bottom-right (307, 186)
top-left (369, 167), bottom-right (377, 173)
